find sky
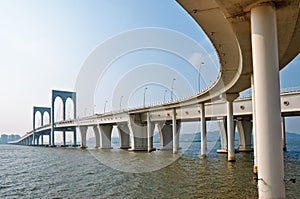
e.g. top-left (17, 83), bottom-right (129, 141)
top-left (0, 0), bottom-right (300, 138)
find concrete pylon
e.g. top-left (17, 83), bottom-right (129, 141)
top-left (92, 125), bottom-right (100, 148)
top-left (157, 123), bottom-right (173, 150)
top-left (217, 118), bottom-right (228, 153)
top-left (99, 125), bottom-right (113, 149)
top-left (236, 118), bottom-right (252, 152)
top-left (147, 112), bottom-right (155, 152)
top-left (251, 3), bottom-right (285, 198)
top-left (200, 103), bottom-right (207, 158)
top-left (78, 126), bottom-right (88, 148)
top-left (117, 124), bottom-right (130, 149)
top-left (223, 94), bottom-right (239, 162)
top-left (128, 115), bottom-right (149, 151)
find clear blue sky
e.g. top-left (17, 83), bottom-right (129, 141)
top-left (0, 0), bottom-right (300, 136)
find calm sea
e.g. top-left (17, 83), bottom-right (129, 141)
top-left (1, 133), bottom-right (299, 199)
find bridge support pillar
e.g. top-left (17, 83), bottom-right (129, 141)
top-left (78, 126), bottom-right (88, 148)
top-left (99, 125), bottom-right (113, 149)
top-left (157, 123), bottom-right (173, 150)
top-left (36, 134), bottom-right (40, 146)
top-left (73, 128), bottom-right (77, 147)
top-left (172, 108), bottom-right (179, 154)
top-left (63, 131), bottom-right (66, 146)
top-left (41, 134), bottom-right (44, 146)
top-left (251, 3), bottom-right (285, 198)
top-left (147, 112), bottom-right (155, 152)
top-left (200, 103), bottom-right (207, 158)
top-left (128, 115), bottom-right (148, 151)
top-left (92, 126), bottom-right (100, 148)
top-left (217, 118), bottom-right (227, 153)
top-left (223, 94), bottom-right (239, 162)
top-left (281, 116), bottom-right (287, 151)
top-left (237, 118), bottom-right (252, 152)
top-left (117, 124), bottom-right (130, 149)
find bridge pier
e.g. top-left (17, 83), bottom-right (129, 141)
top-left (147, 112), bottom-right (155, 152)
top-left (225, 94), bottom-right (239, 162)
top-left (281, 116), bottom-right (287, 151)
top-left (63, 131), bottom-right (66, 146)
top-left (117, 124), bottom-right (130, 149)
top-left (99, 125), bottom-right (113, 149)
top-left (92, 126), bottom-right (100, 148)
top-left (157, 123), bottom-right (173, 150)
top-left (200, 103), bottom-right (207, 158)
top-left (78, 126), bottom-right (88, 148)
top-left (217, 118), bottom-right (228, 153)
top-left (251, 3), bottom-right (285, 198)
top-left (172, 108), bottom-right (180, 154)
top-left (236, 118), bottom-right (252, 152)
top-left (128, 115), bottom-right (150, 151)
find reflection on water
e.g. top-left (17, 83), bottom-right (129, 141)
top-left (0, 135), bottom-right (299, 198)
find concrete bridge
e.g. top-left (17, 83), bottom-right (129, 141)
top-left (12, 88), bottom-right (300, 153)
top-left (9, 1), bottom-right (300, 198)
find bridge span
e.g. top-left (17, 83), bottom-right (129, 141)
top-left (12, 89), bottom-right (300, 153)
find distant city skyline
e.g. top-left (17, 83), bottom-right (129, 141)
top-left (0, 1), bottom-right (300, 138)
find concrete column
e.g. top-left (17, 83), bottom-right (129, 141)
top-left (92, 125), bottom-right (100, 148)
top-left (217, 118), bottom-right (227, 153)
top-left (73, 128), bottom-right (77, 146)
top-left (117, 124), bottom-right (130, 149)
top-left (251, 74), bottom-right (258, 175)
top-left (99, 125), bottom-right (113, 149)
top-left (78, 126), bottom-right (88, 148)
top-left (32, 132), bottom-right (36, 146)
top-left (237, 119), bottom-right (253, 152)
top-left (281, 116), bottom-right (287, 151)
top-left (41, 134), bottom-right (44, 145)
top-left (251, 4), bottom-right (285, 198)
top-left (147, 112), bottom-right (155, 152)
top-left (63, 131), bottom-right (66, 146)
top-left (36, 135), bottom-right (40, 146)
top-left (224, 94), bottom-right (238, 162)
top-left (128, 115), bottom-right (148, 151)
top-left (157, 123), bottom-right (173, 150)
top-left (227, 100), bottom-right (235, 162)
top-left (172, 108), bottom-right (178, 154)
top-left (200, 103), bottom-right (207, 157)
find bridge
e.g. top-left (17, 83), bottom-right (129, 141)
top-left (11, 88), bottom-right (300, 152)
top-left (9, 1), bottom-right (300, 198)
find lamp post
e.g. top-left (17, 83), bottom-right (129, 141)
top-left (163, 89), bottom-right (168, 103)
top-left (143, 87), bottom-right (148, 107)
top-left (171, 78), bottom-right (176, 101)
top-left (198, 62), bottom-right (204, 91)
top-left (104, 100), bottom-right (108, 114)
top-left (119, 96), bottom-right (124, 111)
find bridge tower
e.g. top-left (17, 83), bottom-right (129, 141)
top-left (33, 106), bottom-right (51, 145)
top-left (51, 90), bottom-right (77, 146)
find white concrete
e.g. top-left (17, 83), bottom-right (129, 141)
top-left (251, 3), bottom-right (285, 198)
top-left (172, 108), bottom-right (178, 154)
top-left (92, 126), bottom-right (100, 148)
top-left (78, 126), bottom-right (87, 148)
top-left (200, 103), bottom-right (207, 157)
top-left (99, 125), bottom-right (113, 149)
top-left (227, 100), bottom-right (235, 162)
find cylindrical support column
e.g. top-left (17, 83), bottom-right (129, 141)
top-left (227, 100), bottom-right (235, 162)
top-left (73, 128), bottom-right (77, 147)
top-left (78, 126), bottom-right (88, 148)
top-left (172, 108), bottom-right (178, 154)
top-left (147, 112), bottom-right (152, 152)
top-left (251, 4), bottom-right (285, 198)
top-left (251, 75), bottom-right (258, 175)
top-left (200, 103), bottom-right (207, 157)
top-left (281, 116), bottom-right (287, 151)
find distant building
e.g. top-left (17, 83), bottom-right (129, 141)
top-left (0, 134), bottom-right (20, 144)
top-left (0, 134), bottom-right (8, 144)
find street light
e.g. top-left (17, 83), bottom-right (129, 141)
top-left (104, 100), bottom-right (108, 114)
top-left (171, 78), bottom-right (176, 101)
top-left (119, 96), bottom-right (124, 111)
top-left (163, 89), bottom-right (168, 103)
top-left (198, 62), bottom-right (204, 91)
top-left (143, 87), bottom-right (148, 107)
